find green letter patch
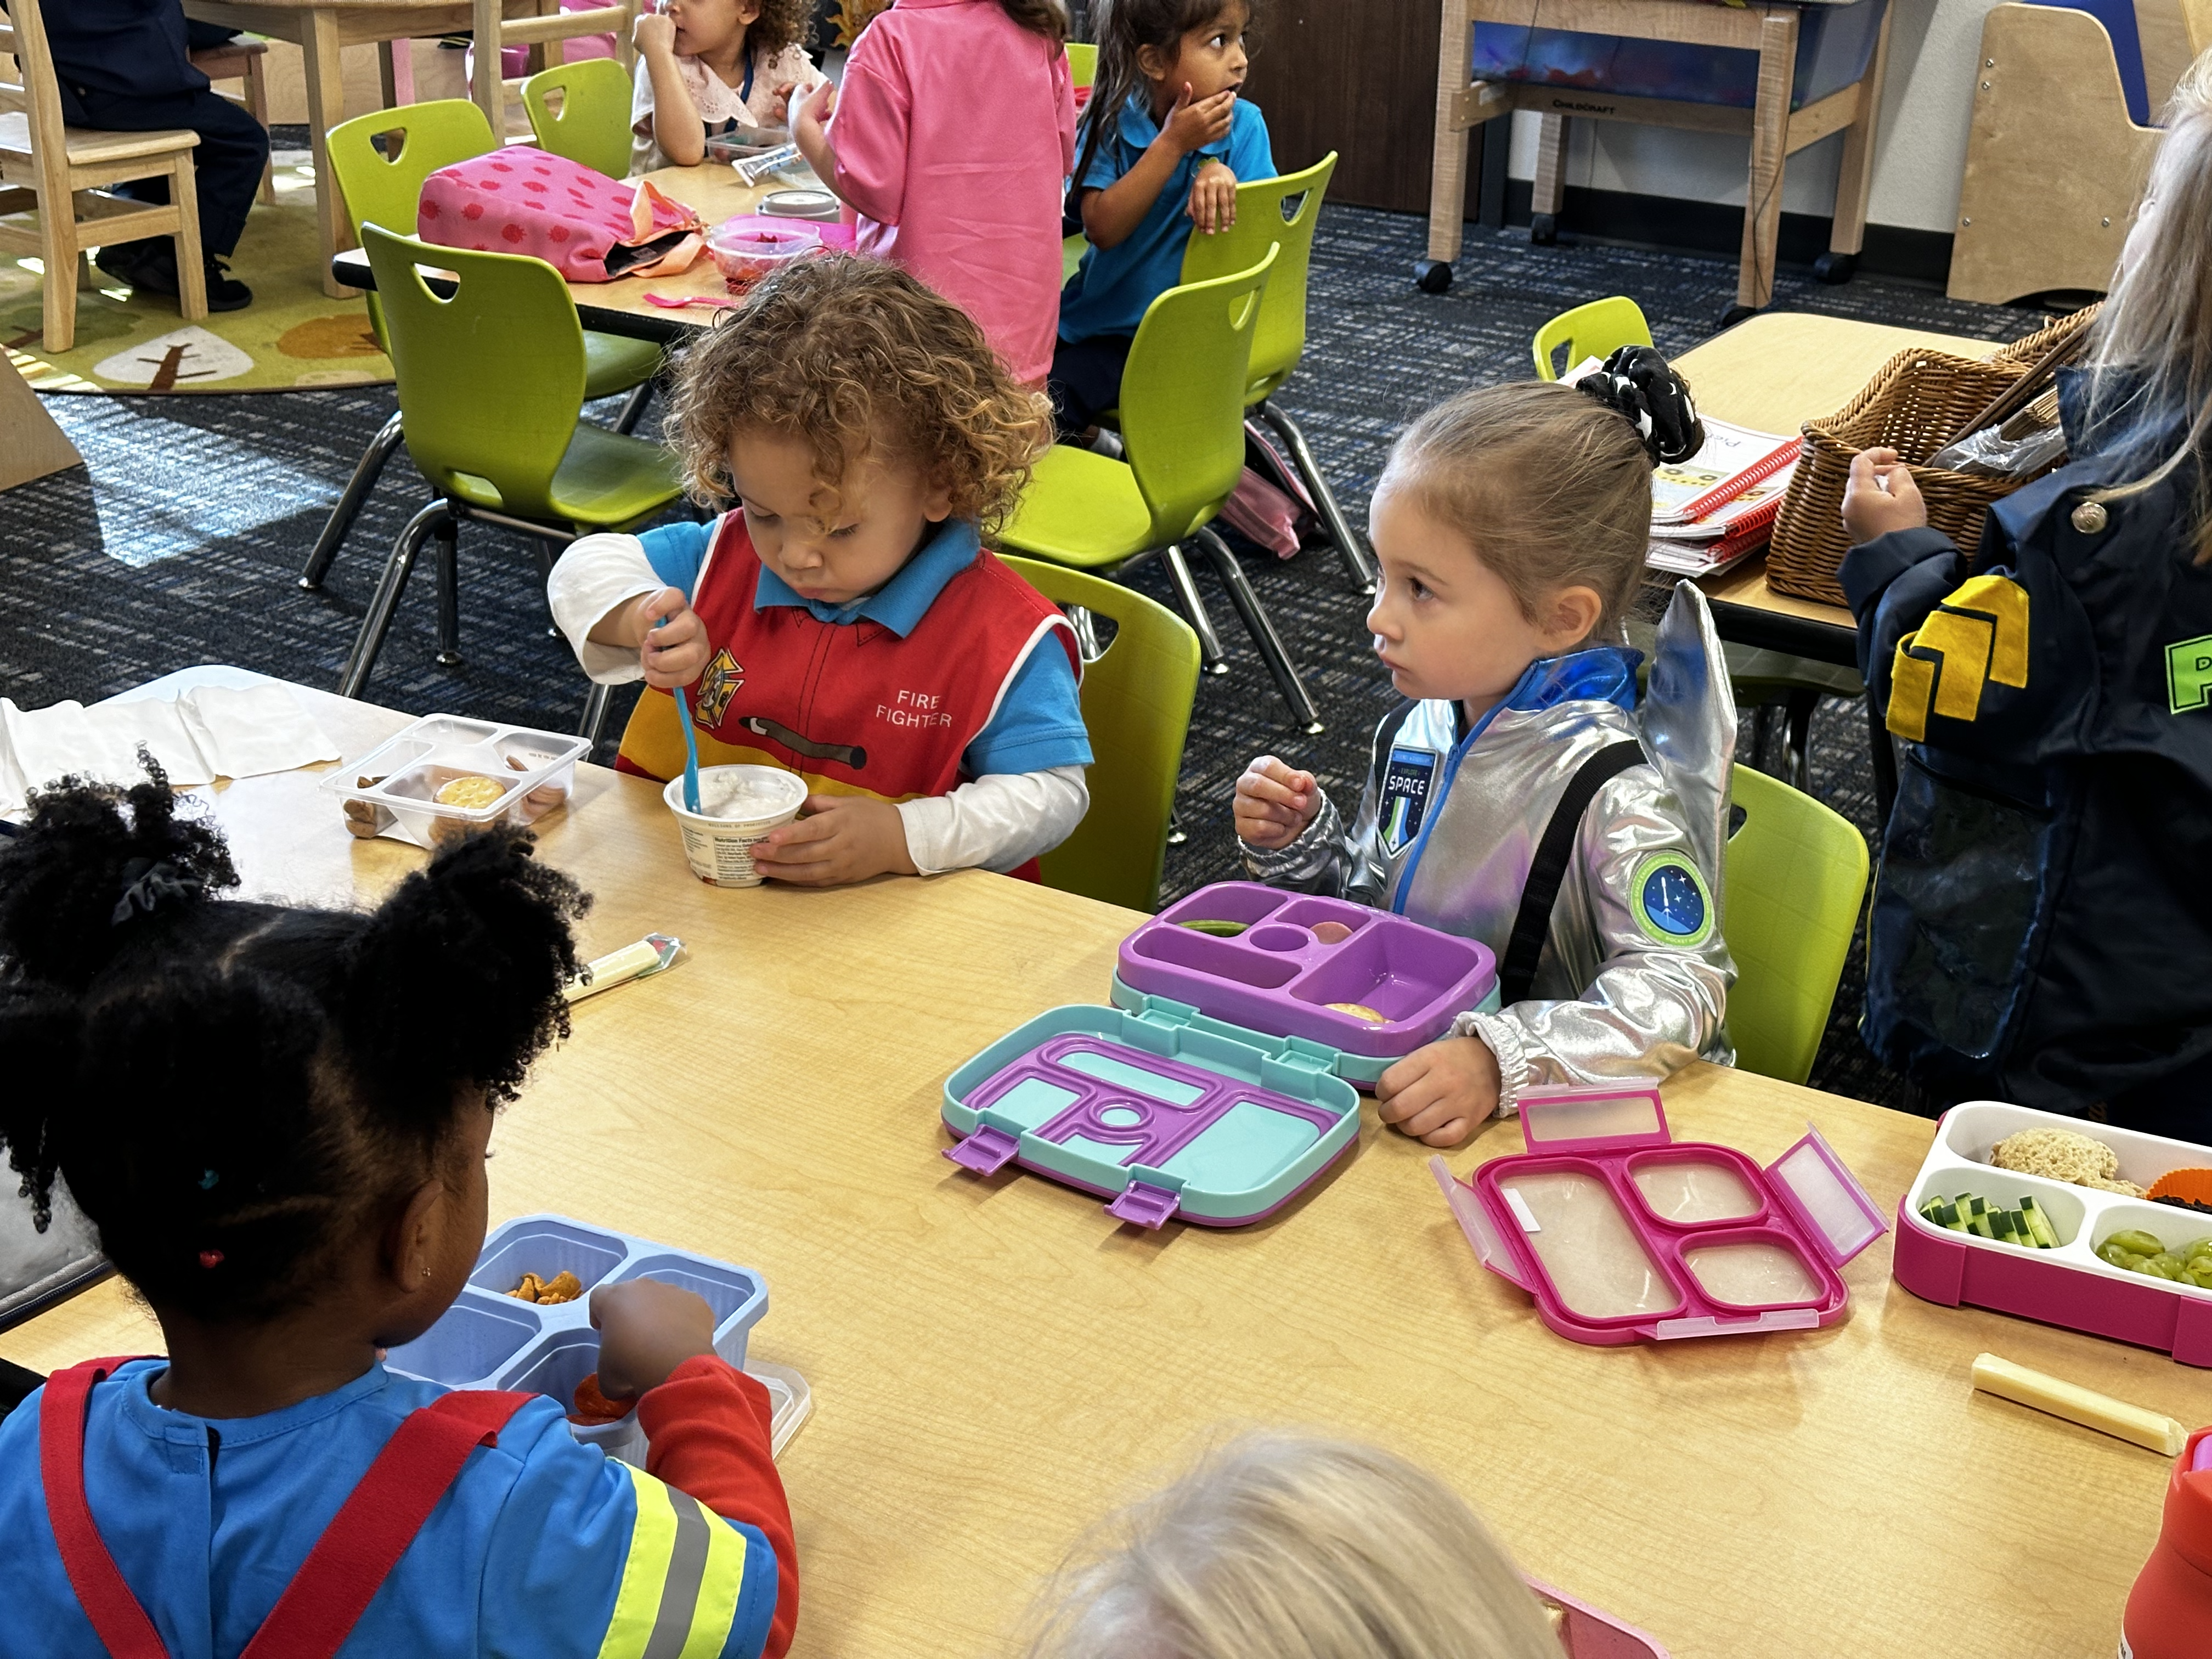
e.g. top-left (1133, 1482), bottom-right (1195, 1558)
top-left (2168, 634), bottom-right (2212, 715)
top-left (1630, 854), bottom-right (1713, 948)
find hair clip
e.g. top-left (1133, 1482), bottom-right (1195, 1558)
top-left (111, 857), bottom-right (193, 926)
top-left (197, 1249), bottom-right (224, 1269)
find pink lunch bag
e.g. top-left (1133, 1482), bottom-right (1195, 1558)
top-left (416, 146), bottom-right (705, 282)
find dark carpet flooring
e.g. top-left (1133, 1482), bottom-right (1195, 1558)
top-left (0, 205), bottom-right (2051, 1108)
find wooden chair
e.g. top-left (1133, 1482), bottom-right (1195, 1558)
top-left (470, 0), bottom-right (637, 134)
top-left (188, 35), bottom-right (276, 208)
top-left (0, 0), bottom-right (206, 353)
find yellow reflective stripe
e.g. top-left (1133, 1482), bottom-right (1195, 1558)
top-left (674, 1497), bottom-right (747, 1659)
top-left (1889, 631), bottom-right (1936, 741)
top-left (1944, 573), bottom-right (2030, 687)
top-left (1916, 608), bottom-right (1994, 721)
top-left (599, 1462), bottom-right (679, 1659)
top-left (595, 1461), bottom-right (753, 1659)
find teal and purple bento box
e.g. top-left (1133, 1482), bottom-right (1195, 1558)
top-left (386, 1214), bottom-right (807, 1462)
top-left (941, 882), bottom-right (1499, 1229)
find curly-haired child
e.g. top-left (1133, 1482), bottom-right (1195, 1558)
top-left (1238, 356), bottom-right (1736, 1147)
top-left (632, 0), bottom-right (827, 172)
top-left (549, 255), bottom-right (1093, 886)
top-left (0, 775), bottom-right (800, 1657)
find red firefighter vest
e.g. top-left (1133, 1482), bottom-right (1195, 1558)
top-left (616, 515), bottom-right (1080, 810)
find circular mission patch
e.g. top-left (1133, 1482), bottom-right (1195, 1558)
top-left (1632, 854), bottom-right (1712, 947)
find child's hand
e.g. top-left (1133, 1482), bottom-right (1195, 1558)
top-left (768, 79), bottom-right (798, 123)
top-left (794, 79), bottom-right (837, 140)
top-left (1233, 755), bottom-right (1319, 849)
top-left (1841, 446), bottom-right (1928, 542)
top-left (629, 586), bottom-right (710, 690)
top-left (1160, 80), bottom-right (1235, 155)
top-left (591, 1278), bottom-right (719, 1400)
top-left (750, 793), bottom-right (919, 884)
top-left (1188, 160), bottom-right (1238, 234)
top-left (1374, 1036), bottom-right (1500, 1148)
top-left (633, 9), bottom-right (676, 58)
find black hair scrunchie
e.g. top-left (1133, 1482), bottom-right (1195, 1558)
top-left (1575, 345), bottom-right (1706, 466)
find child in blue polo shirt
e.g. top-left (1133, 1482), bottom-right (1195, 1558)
top-left (551, 256), bottom-right (1093, 886)
top-left (0, 787), bottom-right (799, 1658)
top-left (1050, 0), bottom-right (1273, 437)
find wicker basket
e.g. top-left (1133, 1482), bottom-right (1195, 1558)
top-left (1765, 306), bottom-right (2098, 607)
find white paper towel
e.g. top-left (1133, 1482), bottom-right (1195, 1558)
top-left (0, 684), bottom-right (338, 819)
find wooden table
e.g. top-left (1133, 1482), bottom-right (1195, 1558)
top-left (184, 0), bottom-right (631, 299)
top-left (1423, 0), bottom-right (1893, 314)
top-left (6, 680), bottom-right (2191, 1656)
top-left (331, 160), bottom-right (788, 340)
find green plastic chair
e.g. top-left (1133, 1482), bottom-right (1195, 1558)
top-left (1065, 41), bottom-right (1097, 88)
top-left (1722, 762), bottom-right (1870, 1085)
top-left (999, 246), bottom-right (1323, 733)
top-left (522, 57), bottom-right (635, 181)
top-left (338, 223), bottom-right (685, 703)
top-left (1173, 153), bottom-right (1372, 593)
top-left (998, 555), bottom-right (1200, 911)
top-left (1532, 295), bottom-right (1652, 380)
top-left (301, 100), bottom-right (662, 593)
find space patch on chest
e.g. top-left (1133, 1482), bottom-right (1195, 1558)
top-left (1378, 744), bottom-right (1441, 855)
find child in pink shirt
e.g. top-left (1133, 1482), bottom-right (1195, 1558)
top-left (793, 0), bottom-right (1074, 386)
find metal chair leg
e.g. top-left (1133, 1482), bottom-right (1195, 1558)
top-left (612, 377), bottom-right (655, 436)
top-left (1751, 702), bottom-right (1776, 775)
top-left (1784, 689), bottom-right (1818, 794)
top-left (1258, 400), bottom-right (1376, 595)
top-left (338, 500), bottom-right (446, 698)
top-left (580, 680), bottom-right (613, 745)
top-left (433, 512), bottom-right (462, 665)
top-left (533, 537), bottom-right (563, 639)
top-left (1159, 544), bottom-right (1228, 675)
top-left (300, 411), bottom-right (405, 590)
top-left (1195, 528), bottom-right (1324, 734)
top-left (1167, 806), bottom-right (1187, 847)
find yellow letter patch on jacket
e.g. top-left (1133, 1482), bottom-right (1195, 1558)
top-left (1887, 573), bottom-right (2030, 742)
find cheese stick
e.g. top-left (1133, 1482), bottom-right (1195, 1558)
top-left (1971, 1352), bottom-right (2191, 1455)
top-left (563, 934), bottom-right (682, 1002)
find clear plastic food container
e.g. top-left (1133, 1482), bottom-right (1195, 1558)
top-left (707, 218), bottom-right (821, 285)
top-left (322, 715), bottom-right (590, 851)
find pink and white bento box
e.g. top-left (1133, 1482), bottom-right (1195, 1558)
top-left (1431, 1084), bottom-right (1888, 1346)
top-left (1892, 1099), bottom-right (2212, 1366)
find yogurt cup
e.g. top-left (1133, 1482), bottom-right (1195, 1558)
top-left (663, 765), bottom-right (808, 887)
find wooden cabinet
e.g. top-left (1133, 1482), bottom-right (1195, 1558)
top-left (1240, 0), bottom-right (1489, 216)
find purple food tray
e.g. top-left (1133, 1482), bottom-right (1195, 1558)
top-left (1115, 882), bottom-right (1499, 1078)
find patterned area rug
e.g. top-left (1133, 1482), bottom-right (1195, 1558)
top-left (2, 154), bottom-right (391, 394)
top-left (0, 203), bottom-right (2056, 1106)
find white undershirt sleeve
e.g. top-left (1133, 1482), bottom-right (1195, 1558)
top-left (896, 766), bottom-right (1091, 875)
top-left (547, 533), bottom-right (663, 685)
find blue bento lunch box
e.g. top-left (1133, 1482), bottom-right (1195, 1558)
top-left (385, 1214), bottom-right (806, 1462)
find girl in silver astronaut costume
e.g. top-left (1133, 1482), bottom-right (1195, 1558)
top-left (1237, 355), bottom-right (1737, 1147)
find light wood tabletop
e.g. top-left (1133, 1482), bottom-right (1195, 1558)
top-left (5, 676), bottom-right (2190, 1658)
top-left (1675, 312), bottom-right (2007, 647)
top-left (329, 160), bottom-right (798, 340)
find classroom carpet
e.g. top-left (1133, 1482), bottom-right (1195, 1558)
top-left (0, 205), bottom-right (2050, 1108)
top-left (1, 151), bottom-right (392, 395)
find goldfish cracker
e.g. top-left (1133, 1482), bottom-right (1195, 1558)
top-left (568, 1371), bottom-right (631, 1425)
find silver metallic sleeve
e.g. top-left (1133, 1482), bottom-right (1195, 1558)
top-left (1240, 786), bottom-right (1350, 894)
top-left (1460, 771), bottom-right (1734, 1095)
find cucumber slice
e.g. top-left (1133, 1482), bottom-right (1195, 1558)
top-left (2021, 1198), bottom-right (2059, 1249)
top-left (1970, 1209), bottom-right (1997, 1239)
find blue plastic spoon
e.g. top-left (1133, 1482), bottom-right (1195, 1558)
top-left (656, 610), bottom-right (702, 814)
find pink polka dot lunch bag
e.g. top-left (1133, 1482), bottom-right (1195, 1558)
top-left (416, 147), bottom-right (705, 281)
